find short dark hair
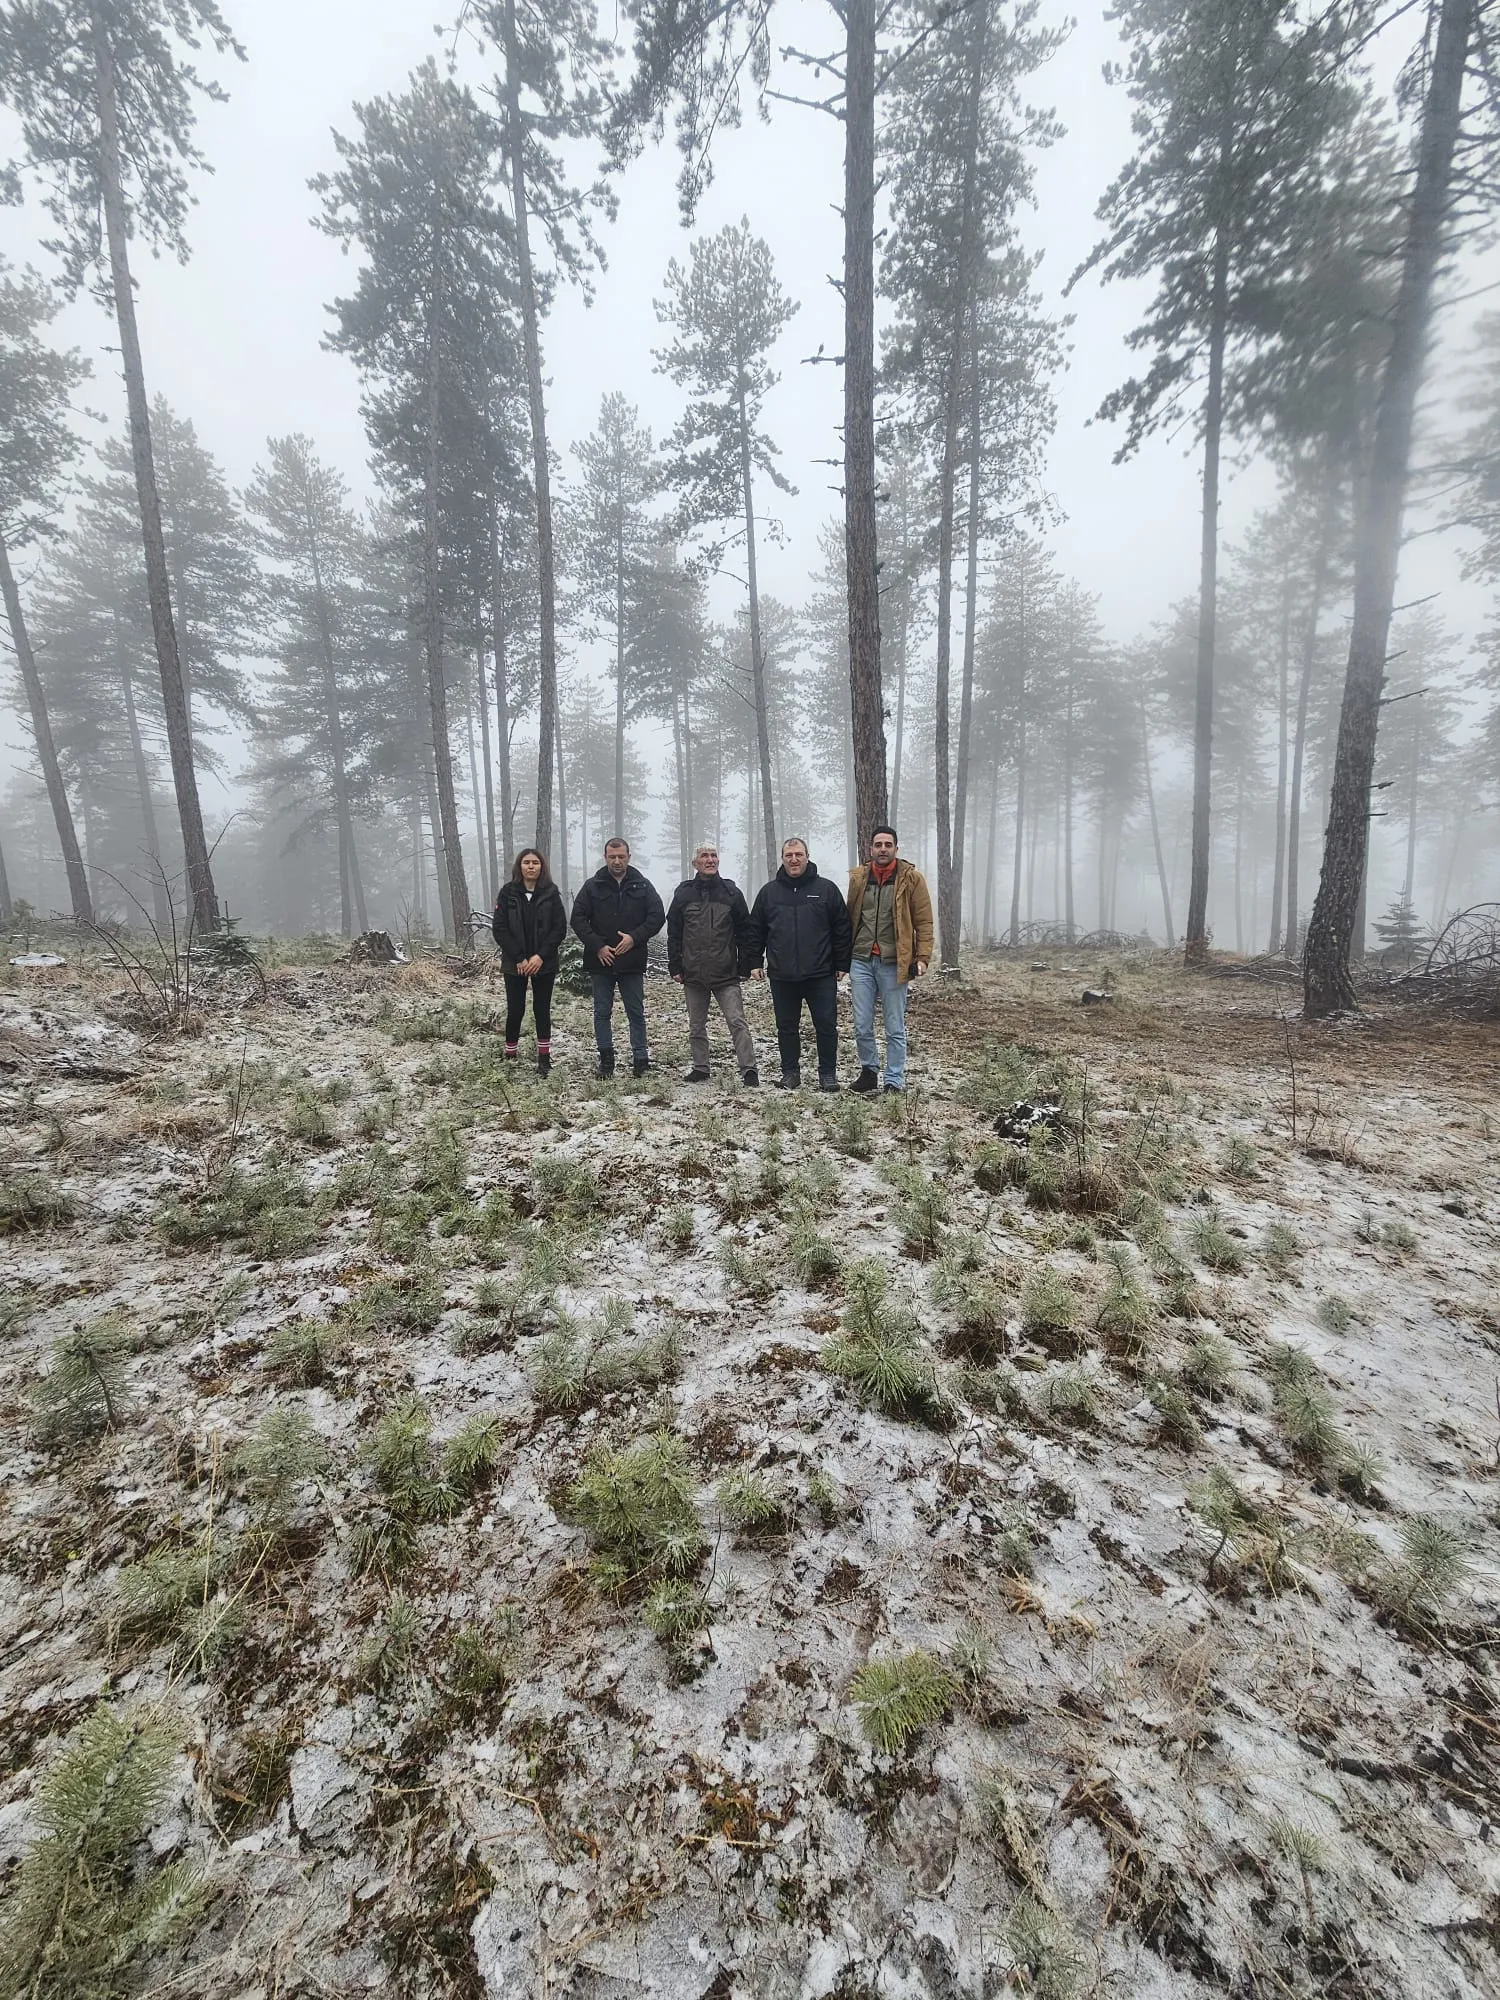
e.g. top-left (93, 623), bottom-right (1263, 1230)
top-left (604, 836), bottom-right (631, 855)
top-left (871, 825), bottom-right (898, 845)
top-left (509, 847), bottom-right (554, 890)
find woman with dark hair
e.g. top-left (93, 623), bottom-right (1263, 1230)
top-left (492, 849), bottom-right (567, 1073)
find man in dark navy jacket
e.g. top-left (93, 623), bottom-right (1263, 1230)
top-left (745, 836), bottom-right (852, 1091)
top-left (570, 838), bottom-right (666, 1077)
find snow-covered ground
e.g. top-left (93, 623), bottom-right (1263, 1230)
top-left (0, 947), bottom-right (1496, 1998)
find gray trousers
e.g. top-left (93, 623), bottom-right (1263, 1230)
top-left (683, 979), bottom-right (756, 1072)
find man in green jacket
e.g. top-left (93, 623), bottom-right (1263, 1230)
top-left (846, 826), bottom-right (933, 1093)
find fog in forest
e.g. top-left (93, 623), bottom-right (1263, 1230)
top-left (1, 0), bottom-right (1497, 982)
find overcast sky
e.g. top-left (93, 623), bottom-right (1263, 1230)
top-left (0, 0), bottom-right (1491, 791)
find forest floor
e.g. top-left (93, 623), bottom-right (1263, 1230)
top-left (0, 941), bottom-right (1496, 1999)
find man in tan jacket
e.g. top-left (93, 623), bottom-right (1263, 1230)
top-left (846, 826), bottom-right (934, 1092)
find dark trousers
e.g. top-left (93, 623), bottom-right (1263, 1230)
top-left (769, 975), bottom-right (838, 1080)
top-left (503, 970), bottom-right (555, 1045)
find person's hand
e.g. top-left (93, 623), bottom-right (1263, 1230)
top-left (526, 955), bottom-right (543, 975)
top-left (916, 959), bottom-right (928, 977)
top-left (750, 967), bottom-right (764, 981)
top-left (598, 943), bottom-right (616, 967)
top-left (672, 972), bottom-right (683, 984)
top-left (616, 933), bottom-right (634, 954)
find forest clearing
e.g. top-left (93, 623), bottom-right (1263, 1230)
top-left (0, 940), bottom-right (1495, 1998)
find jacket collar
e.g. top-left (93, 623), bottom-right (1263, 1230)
top-left (776, 862), bottom-right (820, 886)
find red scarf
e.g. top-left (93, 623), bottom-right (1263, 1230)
top-left (870, 859), bottom-right (897, 886)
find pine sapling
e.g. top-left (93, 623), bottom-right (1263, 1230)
top-left (30, 1318), bottom-right (131, 1447)
top-left (849, 1650), bottom-right (956, 1754)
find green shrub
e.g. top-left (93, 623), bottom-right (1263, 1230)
top-left (266, 1317), bottom-right (344, 1386)
top-left (1315, 1294), bottom-right (1353, 1334)
top-left (822, 1261), bottom-right (947, 1424)
top-left (233, 1406), bottom-right (329, 1531)
top-left (717, 1239), bottom-right (777, 1300)
top-left (849, 1650), bottom-right (955, 1753)
top-left (828, 1094), bottom-right (873, 1159)
top-left (1181, 1330), bottom-right (1233, 1398)
top-left (0, 1706), bottom-right (209, 1995)
top-left (353, 1591), bottom-right (422, 1692)
top-left (567, 1432), bottom-right (705, 1587)
top-left (665, 1205), bottom-right (695, 1251)
top-left (532, 1152), bottom-right (601, 1220)
top-left (1187, 1211), bottom-right (1245, 1273)
top-left (1260, 1221), bottom-right (1302, 1275)
top-left (973, 1142), bottom-right (1025, 1195)
top-left (1041, 1366), bottom-right (1099, 1424)
top-left (643, 1579), bottom-right (711, 1645)
top-left (1020, 1267), bottom-right (1082, 1349)
top-left (345, 1265), bottom-right (444, 1338)
top-left (116, 1538), bottom-right (242, 1672)
top-left (787, 1213), bottom-right (841, 1287)
top-left (1094, 1248), bottom-right (1155, 1360)
top-left (717, 1470), bottom-right (789, 1535)
top-left (0, 1174), bottom-right (76, 1236)
top-left (526, 1301), bottom-right (679, 1413)
top-left (30, 1319), bottom-right (131, 1447)
top-left (887, 1167), bottom-right (951, 1260)
top-left (1368, 1514), bottom-right (1472, 1624)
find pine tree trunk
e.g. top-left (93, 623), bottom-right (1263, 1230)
top-left (954, 317), bottom-right (983, 947)
top-left (1184, 219), bottom-right (1229, 966)
top-left (0, 830), bottom-right (12, 923)
top-left (614, 506), bottom-right (627, 836)
top-left (1305, 0), bottom-right (1471, 1016)
top-left (1285, 494), bottom-right (1331, 952)
top-left (671, 689), bottom-right (688, 876)
top-left (1402, 699), bottom-right (1422, 905)
top-left (1268, 584), bottom-right (1291, 951)
top-left (501, 0), bottom-right (559, 857)
top-left (478, 634), bottom-right (499, 907)
top-left (420, 246), bottom-right (471, 946)
top-left (89, 3), bottom-right (216, 932)
top-left (1063, 629), bottom-right (1076, 940)
top-left (734, 380), bottom-right (777, 874)
top-left (465, 666), bottom-right (487, 907)
top-left (118, 640), bottom-right (170, 930)
top-left (490, 508), bottom-right (515, 860)
top-left (423, 752), bottom-right (454, 941)
top-left (1140, 699), bottom-right (1174, 946)
top-left (843, 0), bottom-right (888, 859)
top-left (1008, 738), bottom-right (1026, 947)
top-left (0, 533), bottom-right (92, 923)
top-left (306, 521), bottom-right (366, 934)
top-left (553, 698), bottom-right (571, 899)
top-left (890, 560), bottom-right (909, 827)
top-left (982, 764), bottom-right (1000, 943)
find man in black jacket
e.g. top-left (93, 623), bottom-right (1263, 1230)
top-left (746, 836), bottom-right (852, 1091)
top-left (570, 838), bottom-right (666, 1077)
top-left (667, 843), bottom-right (758, 1086)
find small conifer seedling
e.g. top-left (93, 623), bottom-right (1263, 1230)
top-left (30, 1318), bottom-right (131, 1447)
top-left (849, 1650), bottom-right (956, 1754)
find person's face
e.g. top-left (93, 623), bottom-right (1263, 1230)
top-left (870, 832), bottom-right (897, 867)
top-left (782, 842), bottom-right (808, 878)
top-left (605, 842), bottom-right (629, 878)
top-left (695, 848), bottom-right (720, 876)
top-left (520, 853), bottom-right (542, 886)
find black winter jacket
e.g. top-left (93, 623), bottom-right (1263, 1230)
top-left (666, 873), bottom-right (752, 985)
top-left (746, 863), bottom-right (852, 982)
top-left (492, 880), bottom-right (567, 975)
top-left (569, 865), bottom-right (666, 976)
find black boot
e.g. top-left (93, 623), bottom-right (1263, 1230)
top-left (741, 1068), bottom-right (760, 1088)
top-left (537, 1049), bottom-right (552, 1077)
top-left (773, 1070), bottom-right (801, 1090)
top-left (596, 1049), bottom-right (616, 1080)
top-left (818, 1073), bottom-right (841, 1093)
top-left (632, 1055), bottom-right (651, 1079)
top-left (850, 1066), bottom-right (879, 1094)
top-left (683, 1067), bottom-right (711, 1083)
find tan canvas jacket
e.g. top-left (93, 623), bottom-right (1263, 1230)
top-left (846, 859), bottom-right (934, 985)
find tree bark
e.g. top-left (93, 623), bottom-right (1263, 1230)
top-left (420, 230), bottom-right (471, 946)
top-left (843, 0), bottom-right (888, 859)
top-left (0, 533), bottom-right (92, 922)
top-left (1285, 492), bottom-right (1331, 953)
top-left (0, 829), bottom-right (12, 922)
top-left (305, 503), bottom-right (366, 934)
top-left (954, 315), bottom-right (983, 948)
top-left (1063, 625), bottom-right (1076, 940)
top-left (553, 695), bottom-right (571, 898)
top-left (478, 634), bottom-right (499, 905)
top-left (1304, 0), bottom-right (1471, 1016)
top-left (90, 3), bottom-right (216, 932)
top-left (1184, 216), bottom-right (1229, 966)
top-left (118, 635), bottom-right (170, 929)
top-left (490, 504), bottom-right (515, 859)
top-left (423, 748), bottom-right (454, 941)
top-left (465, 663), bottom-right (488, 908)
top-left (736, 375), bottom-right (777, 874)
top-left (1140, 698), bottom-right (1174, 946)
top-left (614, 491), bottom-right (627, 838)
top-left (501, 0), bottom-right (559, 857)
top-left (1267, 582), bottom-right (1291, 952)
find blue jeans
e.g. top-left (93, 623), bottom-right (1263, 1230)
top-left (850, 956), bottom-right (908, 1086)
top-left (591, 970), bottom-right (647, 1060)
